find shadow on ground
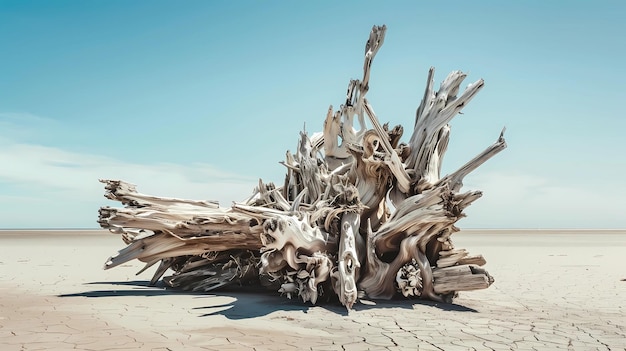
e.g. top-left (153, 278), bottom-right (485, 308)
top-left (58, 280), bottom-right (477, 319)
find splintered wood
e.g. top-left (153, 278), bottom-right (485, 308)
top-left (97, 25), bottom-right (506, 308)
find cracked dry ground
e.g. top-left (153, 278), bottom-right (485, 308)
top-left (1, 231), bottom-right (625, 350)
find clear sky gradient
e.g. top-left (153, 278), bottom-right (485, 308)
top-left (1, 1), bottom-right (625, 228)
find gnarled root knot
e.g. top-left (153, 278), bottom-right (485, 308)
top-left (396, 259), bottom-right (423, 297)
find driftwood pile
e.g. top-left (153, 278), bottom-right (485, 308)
top-left (98, 25), bottom-right (506, 308)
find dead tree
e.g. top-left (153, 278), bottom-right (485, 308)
top-left (98, 25), bottom-right (506, 308)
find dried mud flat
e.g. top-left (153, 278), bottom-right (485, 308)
top-left (1, 229), bottom-right (625, 351)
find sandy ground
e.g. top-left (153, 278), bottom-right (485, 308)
top-left (0, 229), bottom-right (625, 351)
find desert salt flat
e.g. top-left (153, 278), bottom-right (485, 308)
top-left (1, 230), bottom-right (625, 351)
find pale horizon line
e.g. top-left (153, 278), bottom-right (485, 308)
top-left (1, 227), bottom-right (625, 232)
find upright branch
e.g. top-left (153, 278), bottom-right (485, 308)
top-left (406, 70), bottom-right (486, 191)
top-left (323, 25), bottom-right (387, 168)
top-left (363, 99), bottom-right (411, 193)
top-left (441, 128), bottom-right (507, 192)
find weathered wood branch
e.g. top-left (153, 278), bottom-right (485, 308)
top-left (363, 99), bottom-right (412, 193)
top-left (440, 128), bottom-right (507, 192)
top-left (406, 70), bottom-right (486, 190)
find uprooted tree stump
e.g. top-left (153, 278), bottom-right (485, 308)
top-left (97, 25), bottom-right (506, 309)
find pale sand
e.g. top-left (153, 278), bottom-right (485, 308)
top-left (1, 230), bottom-right (625, 350)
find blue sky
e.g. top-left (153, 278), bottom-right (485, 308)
top-left (1, 1), bottom-right (625, 228)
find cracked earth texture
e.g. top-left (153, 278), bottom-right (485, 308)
top-left (1, 230), bottom-right (624, 350)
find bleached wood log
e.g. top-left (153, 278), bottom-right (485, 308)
top-left (432, 264), bottom-right (494, 294)
top-left (437, 248), bottom-right (486, 268)
top-left (99, 180), bottom-right (266, 273)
